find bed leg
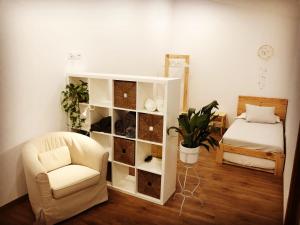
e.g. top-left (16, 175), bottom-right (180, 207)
top-left (274, 153), bottom-right (285, 176)
top-left (216, 143), bottom-right (224, 164)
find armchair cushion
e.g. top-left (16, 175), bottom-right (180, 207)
top-left (48, 165), bottom-right (100, 199)
top-left (38, 146), bottom-right (71, 172)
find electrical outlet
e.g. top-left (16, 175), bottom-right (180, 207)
top-left (67, 51), bottom-right (82, 60)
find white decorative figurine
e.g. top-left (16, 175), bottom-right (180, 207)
top-left (144, 98), bottom-right (156, 112)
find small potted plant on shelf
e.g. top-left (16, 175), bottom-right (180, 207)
top-left (167, 101), bottom-right (219, 164)
top-left (61, 80), bottom-right (89, 130)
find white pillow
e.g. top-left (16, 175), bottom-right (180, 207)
top-left (237, 112), bottom-right (280, 123)
top-left (38, 146), bottom-right (71, 172)
top-left (245, 104), bottom-right (277, 124)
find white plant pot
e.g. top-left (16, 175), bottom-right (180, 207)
top-left (179, 144), bottom-right (200, 164)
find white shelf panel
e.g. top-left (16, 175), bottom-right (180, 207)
top-left (113, 134), bottom-right (136, 141)
top-left (90, 102), bottom-right (112, 108)
top-left (113, 160), bottom-right (135, 169)
top-left (136, 139), bottom-right (163, 146)
top-left (137, 109), bottom-right (164, 116)
top-left (91, 131), bottom-right (112, 136)
top-left (113, 106), bottom-right (136, 112)
top-left (68, 72), bottom-right (179, 84)
top-left (137, 158), bottom-right (162, 175)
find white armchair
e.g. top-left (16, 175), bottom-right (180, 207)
top-left (22, 132), bottom-right (109, 225)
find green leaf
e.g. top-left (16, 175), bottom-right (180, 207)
top-left (167, 101), bottom-right (219, 150)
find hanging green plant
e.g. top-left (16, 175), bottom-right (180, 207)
top-left (61, 80), bottom-right (89, 129)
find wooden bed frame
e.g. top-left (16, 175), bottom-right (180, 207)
top-left (216, 96), bottom-right (288, 176)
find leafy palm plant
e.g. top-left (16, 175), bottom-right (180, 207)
top-left (167, 100), bottom-right (219, 150)
top-left (61, 80), bottom-right (89, 129)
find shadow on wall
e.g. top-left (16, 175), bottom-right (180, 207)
top-left (0, 143), bottom-right (27, 206)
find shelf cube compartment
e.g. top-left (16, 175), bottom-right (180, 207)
top-left (112, 163), bottom-right (136, 193)
top-left (77, 103), bottom-right (90, 131)
top-left (137, 170), bottom-right (161, 199)
top-left (90, 106), bottom-right (111, 134)
top-left (137, 82), bottom-right (165, 113)
top-left (136, 141), bottom-right (162, 175)
top-left (89, 78), bottom-right (112, 107)
top-left (69, 76), bottom-right (89, 86)
top-left (138, 113), bottom-right (163, 143)
top-left (114, 137), bottom-right (135, 166)
top-left (114, 80), bottom-right (136, 110)
top-left (90, 132), bottom-right (112, 161)
top-left (113, 109), bottom-right (136, 138)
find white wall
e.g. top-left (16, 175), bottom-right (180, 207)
top-left (0, 0), bottom-right (172, 207)
top-left (169, 0), bottom-right (300, 218)
top-left (0, 1), bottom-right (299, 220)
top-left (283, 23), bottom-right (300, 218)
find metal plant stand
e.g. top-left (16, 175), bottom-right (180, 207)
top-left (173, 163), bottom-right (203, 215)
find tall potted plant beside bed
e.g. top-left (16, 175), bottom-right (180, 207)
top-left (167, 101), bottom-right (219, 164)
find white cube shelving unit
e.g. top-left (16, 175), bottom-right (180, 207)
top-left (67, 72), bottom-right (180, 205)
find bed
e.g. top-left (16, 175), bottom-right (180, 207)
top-left (216, 96), bottom-right (288, 176)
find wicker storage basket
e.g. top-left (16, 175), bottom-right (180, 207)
top-left (138, 113), bottom-right (163, 143)
top-left (151, 145), bottom-right (162, 159)
top-left (114, 80), bottom-right (136, 109)
top-left (138, 170), bottom-right (161, 199)
top-left (114, 137), bottom-right (135, 166)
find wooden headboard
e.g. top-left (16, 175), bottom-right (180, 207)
top-left (237, 96), bottom-right (288, 122)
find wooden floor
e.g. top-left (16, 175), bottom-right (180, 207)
top-left (0, 148), bottom-right (283, 225)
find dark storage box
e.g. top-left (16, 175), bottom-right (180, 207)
top-left (114, 137), bottom-right (135, 166)
top-left (138, 113), bottom-right (163, 143)
top-left (138, 170), bottom-right (161, 199)
top-left (114, 81), bottom-right (136, 109)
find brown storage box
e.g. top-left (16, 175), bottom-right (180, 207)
top-left (106, 162), bottom-right (112, 182)
top-left (138, 170), bottom-right (161, 199)
top-left (151, 145), bottom-right (162, 159)
top-left (114, 80), bottom-right (136, 109)
top-left (114, 137), bottom-right (135, 166)
top-left (138, 113), bottom-right (163, 143)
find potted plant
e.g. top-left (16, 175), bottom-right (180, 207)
top-left (61, 80), bottom-right (89, 129)
top-left (167, 101), bottom-right (219, 164)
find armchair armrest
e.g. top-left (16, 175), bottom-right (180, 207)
top-left (22, 143), bottom-right (53, 207)
top-left (22, 143), bottom-right (46, 177)
top-left (69, 135), bottom-right (109, 180)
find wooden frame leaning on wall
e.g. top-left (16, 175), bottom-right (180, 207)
top-left (164, 54), bottom-right (190, 112)
top-left (216, 96), bottom-right (288, 176)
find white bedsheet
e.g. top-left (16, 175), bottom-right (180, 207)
top-left (221, 119), bottom-right (284, 170)
top-left (222, 119), bottom-right (284, 152)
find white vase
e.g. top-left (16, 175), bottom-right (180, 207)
top-left (179, 144), bottom-right (200, 164)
